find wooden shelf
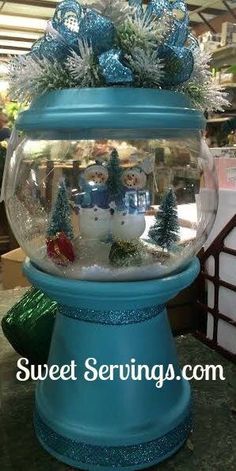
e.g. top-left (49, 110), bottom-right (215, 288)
top-left (212, 45), bottom-right (236, 68)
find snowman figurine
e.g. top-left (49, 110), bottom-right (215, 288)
top-left (111, 167), bottom-right (150, 241)
top-left (76, 164), bottom-right (111, 241)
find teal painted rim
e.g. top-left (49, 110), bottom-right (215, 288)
top-left (34, 409), bottom-right (192, 469)
top-left (23, 257), bottom-right (200, 309)
top-left (23, 257), bottom-right (200, 299)
top-left (16, 88), bottom-right (205, 139)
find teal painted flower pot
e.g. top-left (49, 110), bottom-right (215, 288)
top-left (23, 257), bottom-right (199, 470)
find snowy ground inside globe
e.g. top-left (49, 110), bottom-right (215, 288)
top-left (26, 208), bottom-right (197, 282)
top-left (32, 235), bottom-right (195, 282)
top-left (34, 251), bottom-right (173, 282)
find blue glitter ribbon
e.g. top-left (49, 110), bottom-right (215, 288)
top-left (58, 303), bottom-right (165, 325)
top-left (31, 34), bottom-right (71, 61)
top-left (31, 0), bottom-right (132, 82)
top-left (50, 0), bottom-right (116, 56)
top-left (34, 409), bottom-right (192, 468)
top-left (99, 49), bottom-right (133, 85)
top-left (79, 9), bottom-right (115, 55)
top-left (147, 0), bottom-right (193, 84)
top-left (29, 0), bottom-right (194, 86)
top-left (158, 44), bottom-right (194, 86)
top-left (129, 0), bottom-right (144, 17)
top-left (187, 32), bottom-right (200, 51)
top-left (147, 0), bottom-right (189, 46)
top-left (52, 0), bottom-right (84, 48)
top-left (168, 1), bottom-right (189, 47)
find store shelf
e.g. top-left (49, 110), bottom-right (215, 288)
top-left (212, 45), bottom-right (236, 69)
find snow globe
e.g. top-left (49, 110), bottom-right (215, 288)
top-left (3, 109), bottom-right (217, 281)
top-left (2, 0), bottom-right (224, 469)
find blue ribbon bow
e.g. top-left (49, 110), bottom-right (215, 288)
top-left (30, 0), bottom-right (194, 87)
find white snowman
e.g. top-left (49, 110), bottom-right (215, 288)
top-left (111, 167), bottom-right (149, 241)
top-left (79, 205), bottom-right (111, 240)
top-left (77, 164), bottom-right (111, 241)
top-left (111, 210), bottom-right (146, 240)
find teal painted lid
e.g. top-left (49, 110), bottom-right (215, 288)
top-left (16, 88), bottom-right (205, 139)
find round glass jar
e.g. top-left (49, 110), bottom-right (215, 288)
top-left (3, 88), bottom-right (218, 281)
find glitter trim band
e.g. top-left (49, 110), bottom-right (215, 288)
top-left (34, 410), bottom-right (192, 468)
top-left (58, 303), bottom-right (165, 325)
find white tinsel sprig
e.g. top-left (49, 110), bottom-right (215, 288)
top-left (190, 49), bottom-right (212, 85)
top-left (91, 0), bottom-right (133, 26)
top-left (8, 40), bottom-right (102, 102)
top-left (126, 47), bottom-right (164, 88)
top-left (179, 80), bottom-right (229, 113)
top-left (179, 46), bottom-right (230, 112)
top-left (8, 54), bottom-right (75, 102)
top-left (66, 40), bottom-right (102, 87)
top-left (206, 83), bottom-right (229, 112)
top-left (117, 11), bottom-right (171, 54)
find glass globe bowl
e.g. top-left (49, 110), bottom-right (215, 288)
top-left (3, 89), bottom-right (218, 281)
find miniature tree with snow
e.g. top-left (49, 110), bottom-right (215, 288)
top-left (149, 188), bottom-right (180, 251)
top-left (107, 148), bottom-right (124, 206)
top-left (47, 180), bottom-right (74, 240)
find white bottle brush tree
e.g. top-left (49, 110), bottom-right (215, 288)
top-left (148, 188), bottom-right (180, 251)
top-left (47, 180), bottom-right (74, 240)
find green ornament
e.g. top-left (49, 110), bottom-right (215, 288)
top-left (1, 288), bottom-right (57, 365)
top-left (109, 239), bottom-right (143, 267)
